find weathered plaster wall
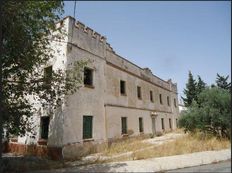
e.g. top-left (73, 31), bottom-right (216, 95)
top-left (16, 16), bottom-right (179, 157)
top-left (61, 17), bottom-right (107, 146)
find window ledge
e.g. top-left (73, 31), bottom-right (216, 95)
top-left (83, 138), bottom-right (94, 142)
top-left (84, 84), bottom-right (95, 89)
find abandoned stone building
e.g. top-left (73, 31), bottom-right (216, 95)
top-left (10, 16), bottom-right (179, 159)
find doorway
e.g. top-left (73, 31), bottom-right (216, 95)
top-left (152, 117), bottom-right (156, 135)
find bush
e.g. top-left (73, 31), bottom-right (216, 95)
top-left (179, 87), bottom-right (231, 139)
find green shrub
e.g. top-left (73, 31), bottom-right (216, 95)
top-left (179, 87), bottom-right (231, 139)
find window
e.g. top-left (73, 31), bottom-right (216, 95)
top-left (161, 118), bottom-right (165, 130)
top-left (150, 90), bottom-right (153, 102)
top-left (84, 67), bottom-right (93, 86)
top-left (167, 96), bottom-right (170, 106)
top-left (139, 117), bottom-right (144, 133)
top-left (40, 116), bottom-right (50, 139)
top-left (44, 66), bottom-right (52, 89)
top-left (121, 117), bottom-right (127, 134)
top-left (83, 116), bottom-right (93, 139)
top-left (137, 86), bottom-right (142, 99)
top-left (169, 118), bottom-right (172, 129)
top-left (176, 118), bottom-right (178, 127)
top-left (159, 94), bottom-right (163, 104)
top-left (174, 98), bottom-right (177, 107)
top-left (120, 80), bottom-right (126, 95)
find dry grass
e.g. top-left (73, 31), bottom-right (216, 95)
top-left (92, 130), bottom-right (230, 164)
top-left (132, 133), bottom-right (230, 160)
top-left (102, 136), bottom-right (152, 156)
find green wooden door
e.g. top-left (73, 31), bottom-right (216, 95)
top-left (83, 116), bottom-right (93, 139)
top-left (121, 117), bottom-right (127, 134)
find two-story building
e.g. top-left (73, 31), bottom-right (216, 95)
top-left (12, 16), bottom-right (179, 160)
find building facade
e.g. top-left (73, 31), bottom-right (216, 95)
top-left (13, 16), bottom-right (179, 159)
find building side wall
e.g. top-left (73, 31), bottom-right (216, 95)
top-left (104, 63), bottom-right (176, 113)
top-left (61, 17), bottom-right (107, 145)
top-left (105, 106), bottom-right (177, 139)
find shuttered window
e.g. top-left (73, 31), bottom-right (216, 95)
top-left (137, 86), bottom-right (142, 99)
top-left (84, 67), bottom-right (93, 86)
top-left (121, 117), bottom-right (127, 134)
top-left (83, 116), bottom-right (93, 139)
top-left (120, 80), bottom-right (126, 95)
top-left (169, 118), bottom-right (172, 129)
top-left (40, 116), bottom-right (50, 139)
top-left (159, 94), bottom-right (163, 104)
top-left (161, 118), bottom-right (165, 130)
top-left (167, 96), bottom-right (170, 106)
top-left (139, 117), bottom-right (144, 133)
top-left (150, 91), bottom-right (153, 102)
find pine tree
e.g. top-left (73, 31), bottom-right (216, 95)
top-left (196, 75), bottom-right (206, 105)
top-left (216, 73), bottom-right (231, 91)
top-left (196, 76), bottom-right (206, 93)
top-left (182, 71), bottom-right (197, 107)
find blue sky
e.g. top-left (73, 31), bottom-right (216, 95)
top-left (63, 1), bottom-right (231, 101)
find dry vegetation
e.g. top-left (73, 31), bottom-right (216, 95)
top-left (97, 131), bottom-right (230, 163)
top-left (131, 133), bottom-right (230, 160)
top-left (102, 136), bottom-right (153, 156)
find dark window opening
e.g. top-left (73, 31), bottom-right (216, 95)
top-left (176, 118), bottom-right (178, 127)
top-left (120, 80), bottom-right (126, 95)
top-left (83, 116), bottom-right (93, 139)
top-left (150, 91), bottom-right (153, 102)
top-left (174, 98), bottom-right (177, 107)
top-left (44, 66), bottom-right (52, 89)
top-left (169, 118), bottom-right (172, 129)
top-left (139, 117), bottom-right (144, 133)
top-left (161, 118), bottom-right (165, 130)
top-left (167, 96), bottom-right (170, 106)
top-left (40, 116), bottom-right (50, 139)
top-left (159, 94), bottom-right (163, 104)
top-left (84, 67), bottom-right (93, 86)
top-left (121, 117), bottom-right (127, 134)
top-left (137, 86), bottom-right (142, 99)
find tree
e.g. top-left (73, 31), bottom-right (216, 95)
top-left (196, 75), bottom-right (206, 105)
top-left (196, 75), bottom-right (206, 94)
top-left (182, 71), bottom-right (197, 107)
top-left (1, 2), bottom-right (85, 140)
top-left (216, 73), bottom-right (231, 91)
top-left (179, 87), bottom-right (231, 139)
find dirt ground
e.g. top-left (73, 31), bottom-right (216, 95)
top-left (0, 131), bottom-right (192, 172)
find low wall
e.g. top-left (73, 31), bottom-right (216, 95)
top-left (4, 133), bottom-right (152, 161)
top-left (5, 142), bottom-right (62, 160)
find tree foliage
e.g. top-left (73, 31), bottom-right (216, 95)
top-left (182, 71), bottom-right (197, 107)
top-left (182, 72), bottom-right (207, 107)
top-left (179, 87), bottom-right (231, 139)
top-left (2, 1), bottom-right (85, 138)
top-left (216, 73), bottom-right (231, 91)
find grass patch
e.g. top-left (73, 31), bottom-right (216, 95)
top-left (132, 133), bottom-right (230, 160)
